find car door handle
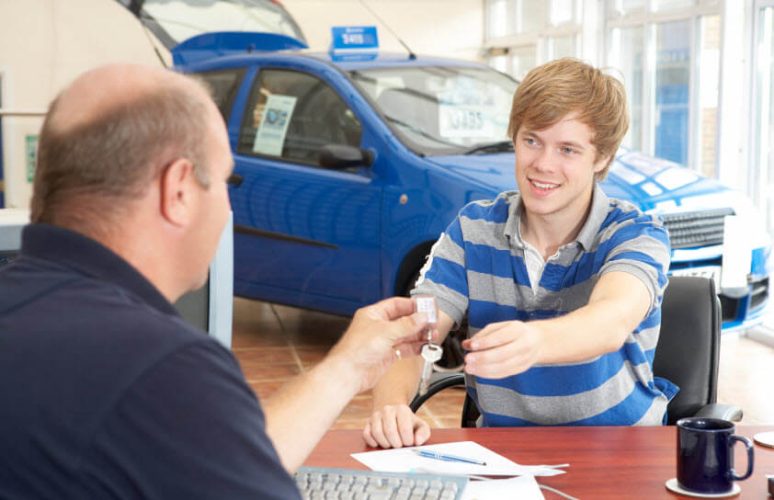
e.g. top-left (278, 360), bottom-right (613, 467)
top-left (228, 173), bottom-right (244, 187)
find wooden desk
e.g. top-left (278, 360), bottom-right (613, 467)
top-left (304, 426), bottom-right (774, 499)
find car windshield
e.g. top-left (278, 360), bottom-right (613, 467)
top-left (349, 65), bottom-right (517, 156)
top-left (122, 0), bottom-right (306, 49)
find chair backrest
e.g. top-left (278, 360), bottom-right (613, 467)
top-left (653, 276), bottom-right (721, 424)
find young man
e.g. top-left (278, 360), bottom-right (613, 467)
top-left (364, 58), bottom-right (675, 449)
top-left (0, 64), bottom-right (429, 498)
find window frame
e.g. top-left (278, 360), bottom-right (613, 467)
top-left (750, 0), bottom-right (774, 222)
top-left (483, 0), bottom-right (583, 76)
top-left (605, 0), bottom-right (722, 173)
top-left (194, 68), bottom-right (246, 123)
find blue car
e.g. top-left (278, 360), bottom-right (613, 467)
top-left (174, 31), bottom-right (770, 332)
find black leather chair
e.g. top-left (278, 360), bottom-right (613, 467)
top-left (410, 276), bottom-right (742, 426)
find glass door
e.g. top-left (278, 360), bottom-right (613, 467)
top-left (753, 2), bottom-right (774, 338)
top-left (753, 5), bottom-right (774, 232)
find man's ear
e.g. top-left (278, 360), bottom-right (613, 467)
top-left (159, 157), bottom-right (196, 227)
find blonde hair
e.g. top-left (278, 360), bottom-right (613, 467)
top-left (507, 58), bottom-right (629, 180)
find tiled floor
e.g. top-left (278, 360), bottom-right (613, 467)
top-left (232, 297), bottom-right (774, 428)
top-left (232, 298), bottom-right (466, 430)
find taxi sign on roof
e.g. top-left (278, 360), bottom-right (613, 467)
top-left (330, 26), bottom-right (379, 52)
top-left (329, 26), bottom-right (379, 62)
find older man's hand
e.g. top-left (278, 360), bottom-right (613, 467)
top-left (328, 297), bottom-right (430, 394)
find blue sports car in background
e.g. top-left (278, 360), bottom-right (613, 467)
top-left (173, 31), bottom-right (770, 333)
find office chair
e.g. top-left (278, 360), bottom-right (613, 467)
top-left (410, 276), bottom-right (742, 426)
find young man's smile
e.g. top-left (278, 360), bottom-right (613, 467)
top-left (526, 177), bottom-right (561, 195)
top-left (514, 113), bottom-right (607, 229)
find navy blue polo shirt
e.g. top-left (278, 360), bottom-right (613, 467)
top-left (0, 224), bottom-right (300, 499)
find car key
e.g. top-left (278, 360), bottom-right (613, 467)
top-left (414, 295), bottom-right (443, 395)
top-left (419, 343), bottom-right (443, 396)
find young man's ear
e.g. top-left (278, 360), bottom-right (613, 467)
top-left (159, 157), bottom-right (196, 227)
top-left (593, 155), bottom-right (610, 175)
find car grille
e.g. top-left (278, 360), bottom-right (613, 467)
top-left (718, 276), bottom-right (769, 324)
top-left (719, 294), bottom-right (739, 322)
top-left (750, 277), bottom-right (769, 310)
top-left (661, 208), bottom-right (734, 249)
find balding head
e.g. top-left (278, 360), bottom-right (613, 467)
top-left (31, 64), bottom-right (218, 234)
top-left (47, 65), bottom-right (202, 131)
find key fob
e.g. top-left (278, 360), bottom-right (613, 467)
top-left (414, 295), bottom-right (438, 326)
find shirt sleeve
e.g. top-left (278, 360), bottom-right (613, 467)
top-left (78, 340), bottom-right (301, 500)
top-left (599, 213), bottom-right (671, 311)
top-left (411, 215), bottom-right (470, 328)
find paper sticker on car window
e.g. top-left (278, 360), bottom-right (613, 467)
top-left (253, 94), bottom-right (297, 156)
top-left (438, 104), bottom-right (493, 138)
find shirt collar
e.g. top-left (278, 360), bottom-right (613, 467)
top-left (21, 223), bottom-right (178, 316)
top-left (502, 192), bottom-right (526, 248)
top-left (502, 184), bottom-right (609, 251)
top-left (575, 184), bottom-right (609, 250)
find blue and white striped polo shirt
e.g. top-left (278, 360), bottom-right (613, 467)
top-left (413, 185), bottom-right (676, 426)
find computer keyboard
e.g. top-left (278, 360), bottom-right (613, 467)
top-left (294, 466), bottom-right (468, 500)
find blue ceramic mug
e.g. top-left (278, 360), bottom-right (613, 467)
top-left (676, 417), bottom-right (754, 494)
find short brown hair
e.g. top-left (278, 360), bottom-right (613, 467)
top-left (31, 76), bottom-right (213, 229)
top-left (507, 58), bottom-right (629, 180)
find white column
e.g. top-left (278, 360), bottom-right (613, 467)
top-left (717, 0), bottom-right (754, 191)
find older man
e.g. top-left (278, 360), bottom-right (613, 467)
top-left (0, 64), bottom-right (427, 498)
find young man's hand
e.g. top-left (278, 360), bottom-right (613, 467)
top-left (362, 308), bottom-right (454, 450)
top-left (350, 300), bottom-right (433, 448)
top-left (363, 403), bottom-right (431, 448)
top-left (461, 320), bottom-right (544, 378)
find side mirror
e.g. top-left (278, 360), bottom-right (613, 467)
top-left (318, 144), bottom-right (374, 169)
top-left (227, 173), bottom-right (244, 187)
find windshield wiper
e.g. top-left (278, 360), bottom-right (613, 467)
top-left (464, 140), bottom-right (514, 155)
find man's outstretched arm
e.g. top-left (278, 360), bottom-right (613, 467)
top-left (262, 297), bottom-right (428, 472)
top-left (462, 271), bottom-right (652, 379)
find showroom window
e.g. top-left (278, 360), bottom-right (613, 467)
top-left (238, 69), bottom-right (361, 166)
top-left (484, 0), bottom-right (581, 79)
top-left (607, 0), bottom-right (721, 178)
top-left (752, 1), bottom-right (774, 231)
top-left (509, 46), bottom-right (537, 78)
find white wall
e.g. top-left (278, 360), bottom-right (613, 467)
top-left (0, 0), bottom-right (164, 209)
top-left (282, 0), bottom-right (484, 61)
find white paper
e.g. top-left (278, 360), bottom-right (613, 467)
top-left (252, 94), bottom-right (297, 156)
top-left (462, 476), bottom-right (544, 500)
top-left (351, 441), bottom-right (566, 477)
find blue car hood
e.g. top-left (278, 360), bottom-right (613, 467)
top-left (425, 153), bottom-right (517, 195)
top-left (426, 149), bottom-right (736, 214)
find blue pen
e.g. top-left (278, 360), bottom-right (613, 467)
top-left (412, 449), bottom-right (487, 466)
